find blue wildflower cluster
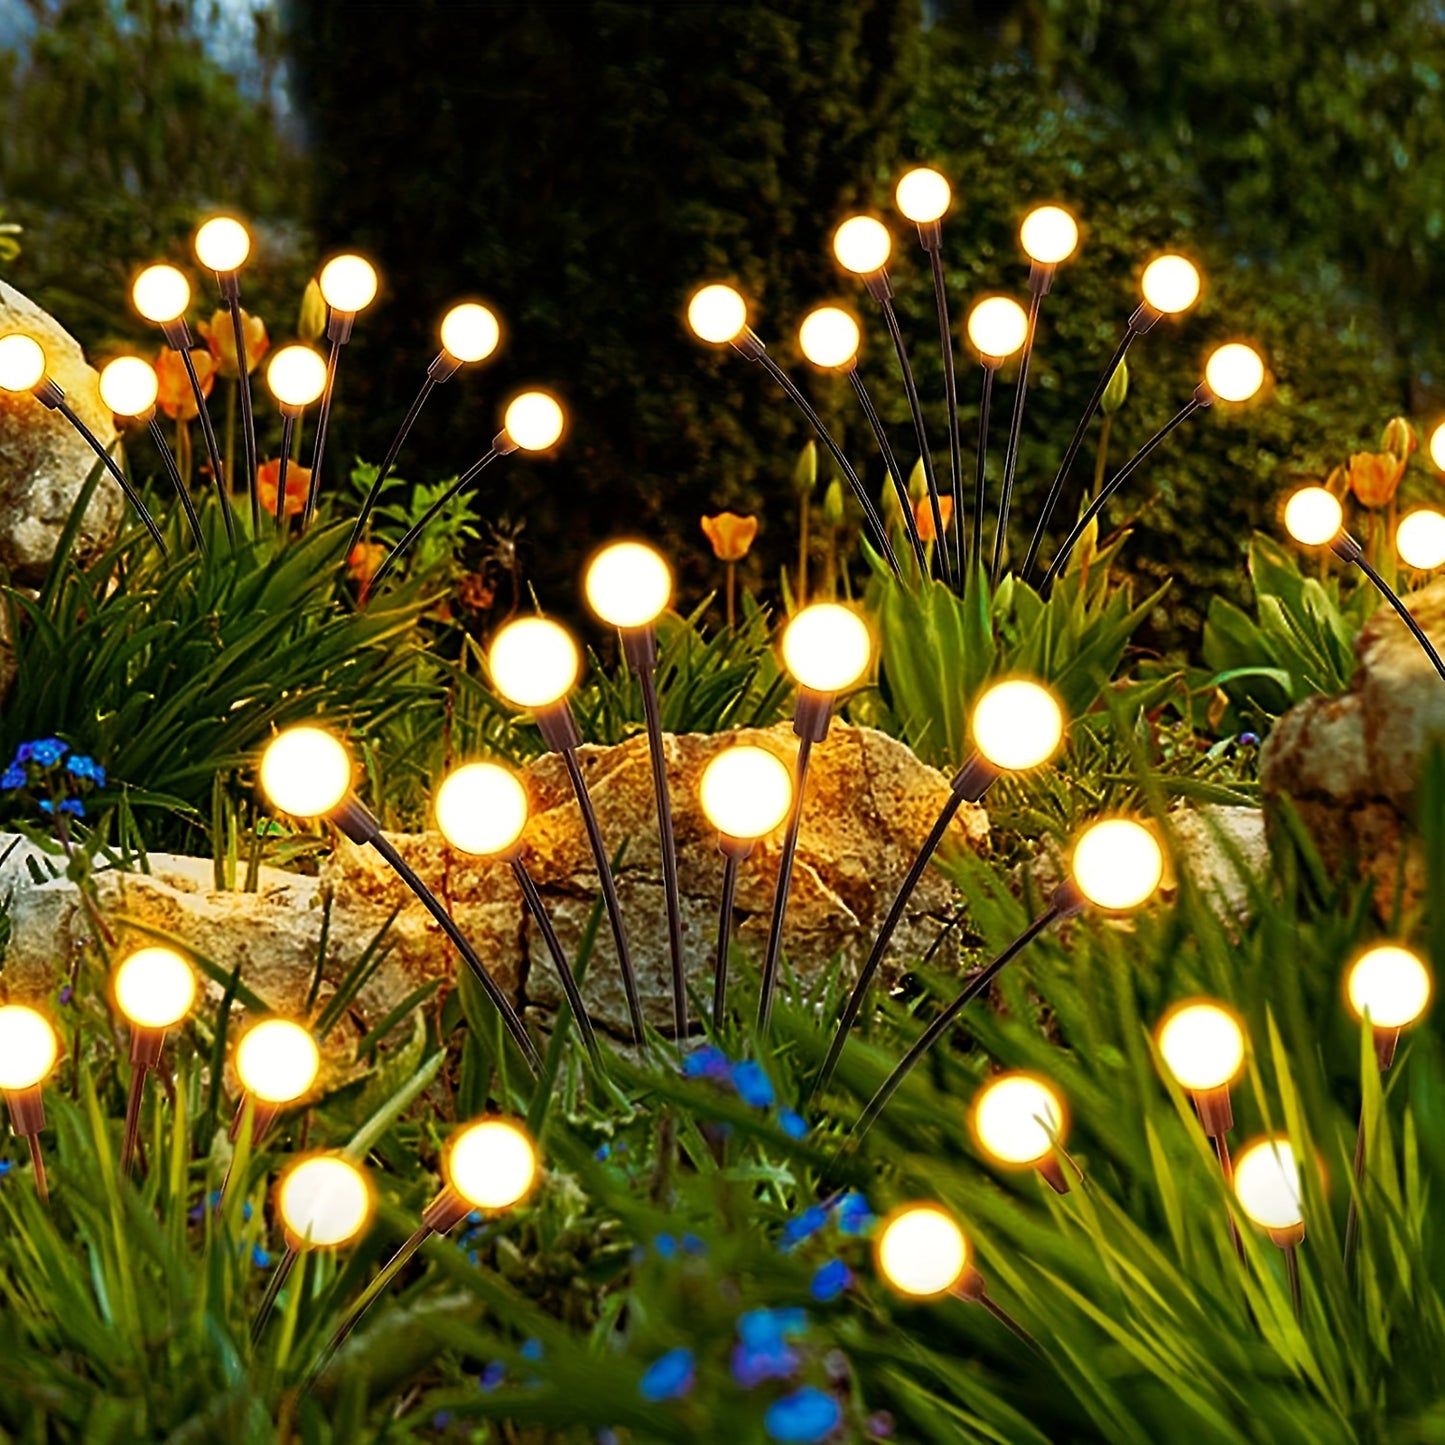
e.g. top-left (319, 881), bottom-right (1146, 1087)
top-left (681, 1045), bottom-right (810, 1140)
top-left (1, 737), bottom-right (106, 820)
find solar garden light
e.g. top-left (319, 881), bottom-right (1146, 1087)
top-left (371, 388), bottom-right (565, 590)
top-left (258, 726), bottom-right (540, 1072)
top-left (757, 603), bottom-right (873, 1033)
top-left (1040, 341), bottom-right (1265, 589)
top-left (264, 344), bottom-right (329, 533)
top-left (433, 762), bottom-right (604, 1071)
top-left (1233, 1135), bottom-right (1307, 1319)
top-left (874, 1201), bottom-right (1036, 1348)
top-left (0, 1004), bottom-right (59, 1204)
top-left (972, 1071), bottom-right (1075, 1195)
top-left (487, 617), bottom-right (647, 1052)
top-left (113, 945), bottom-right (197, 1174)
top-left (1283, 485), bottom-right (1445, 682)
top-left (686, 283), bottom-right (900, 577)
top-left (832, 216), bottom-right (951, 585)
top-left (1021, 253), bottom-right (1203, 578)
top-left (0, 333), bottom-right (167, 553)
top-left (964, 296), bottom-right (1030, 570)
top-left (1396, 509), bottom-right (1445, 572)
top-left (585, 541), bottom-right (689, 1039)
top-left (698, 744), bottom-right (795, 1023)
top-left (1431, 421), bottom-right (1445, 473)
top-left (812, 678), bottom-right (1064, 1102)
top-left (1342, 944), bottom-right (1432, 1272)
top-left (840, 817), bottom-right (1165, 1149)
top-left (230, 1016), bottom-right (321, 1149)
top-left (349, 301), bottom-right (503, 552)
top-left (97, 355), bottom-right (204, 549)
top-left (131, 263), bottom-right (236, 542)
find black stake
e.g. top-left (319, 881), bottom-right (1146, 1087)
top-left (304, 334), bottom-right (343, 527)
top-left (177, 345), bottom-right (235, 544)
top-left (224, 292), bottom-right (260, 531)
top-left (757, 736), bottom-right (813, 1035)
top-left (371, 447), bottom-right (500, 590)
top-left (924, 241), bottom-right (965, 578)
top-left (991, 287), bottom-right (1043, 586)
top-left (712, 849), bottom-right (741, 1024)
top-left (147, 415), bottom-right (204, 548)
top-left (847, 367), bottom-right (927, 575)
top-left (971, 364), bottom-right (996, 571)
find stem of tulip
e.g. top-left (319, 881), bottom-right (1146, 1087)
top-left (303, 334), bottom-right (343, 528)
top-left (991, 285), bottom-right (1044, 586)
top-left (176, 344), bottom-right (236, 545)
top-left (147, 415), bottom-right (204, 549)
top-left (371, 446), bottom-right (500, 590)
top-left (756, 733), bottom-right (812, 1035)
top-left (274, 415), bottom-right (296, 535)
top-left (713, 845), bottom-right (743, 1024)
top-left (921, 236), bottom-right (965, 578)
top-left (1338, 541), bottom-right (1445, 682)
top-left (220, 279), bottom-right (260, 530)
top-left (972, 364), bottom-right (995, 570)
top-left (847, 367), bottom-right (928, 575)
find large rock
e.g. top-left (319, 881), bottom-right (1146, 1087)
top-left (1260, 577), bottom-right (1445, 915)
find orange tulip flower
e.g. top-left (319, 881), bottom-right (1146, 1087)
top-left (257, 458), bottom-right (311, 518)
top-left (346, 540), bottom-right (386, 596)
top-left (914, 493), bottom-right (955, 544)
top-left (702, 512), bottom-right (758, 562)
top-left (200, 308), bottom-right (270, 378)
top-left (155, 347), bottom-right (215, 421)
top-left (1347, 451), bottom-right (1406, 509)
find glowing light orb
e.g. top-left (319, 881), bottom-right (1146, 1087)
top-left (699, 745), bottom-right (794, 841)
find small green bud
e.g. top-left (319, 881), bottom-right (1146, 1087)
top-left (1101, 357), bottom-right (1129, 416)
top-left (299, 278), bottom-right (328, 342)
top-left (908, 456), bottom-right (927, 502)
top-left (822, 476), bottom-right (846, 526)
top-left (1381, 415), bottom-right (1417, 460)
top-left (793, 439), bottom-right (818, 494)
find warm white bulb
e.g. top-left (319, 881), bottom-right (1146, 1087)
top-left (278, 1155), bottom-right (371, 1247)
top-left (441, 303), bottom-right (500, 364)
top-left (699, 745), bottom-right (794, 841)
top-left (687, 284), bottom-right (748, 345)
top-left (798, 306), bottom-right (861, 369)
top-left (1233, 1137), bottom-right (1304, 1232)
top-left (318, 254), bottom-right (378, 314)
top-left (235, 1018), bottom-right (320, 1104)
top-left (259, 726), bottom-right (353, 817)
top-left (1157, 1001), bottom-right (1246, 1092)
top-left (1396, 510), bottom-right (1445, 570)
top-left (1141, 254), bottom-right (1201, 314)
top-left (504, 391), bottom-right (565, 451)
top-left (1020, 205), bottom-right (1079, 266)
top-left (895, 167), bottom-right (952, 226)
top-left (266, 345), bottom-right (328, 409)
top-left (0, 334), bottom-right (47, 392)
top-left (488, 617), bottom-right (580, 710)
top-left (1283, 486), bottom-right (1343, 547)
top-left (114, 946), bottom-right (196, 1030)
top-left (1070, 817), bottom-right (1164, 911)
top-left (1347, 945), bottom-right (1432, 1029)
top-left (99, 356), bottom-right (159, 417)
top-left (1431, 421), bottom-right (1445, 472)
top-left (973, 1073), bottom-right (1066, 1166)
top-left (966, 297), bottom-right (1029, 361)
top-left (435, 762), bottom-right (529, 857)
top-left (585, 541), bottom-right (672, 629)
top-left (132, 264), bottom-right (191, 324)
top-left (971, 679), bottom-right (1064, 772)
top-left (832, 216), bottom-right (892, 276)
top-left (1204, 343), bottom-right (1265, 402)
top-left (0, 1006), bottom-right (58, 1091)
top-left (874, 1204), bottom-right (968, 1298)
top-left (446, 1118), bottom-right (539, 1210)
top-left (781, 603), bottom-right (872, 695)
top-left (194, 216), bottom-right (251, 274)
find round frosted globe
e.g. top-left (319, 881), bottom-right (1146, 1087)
top-left (687, 284), bottom-right (748, 345)
top-left (1431, 421), bottom-right (1445, 472)
top-left (260, 727), bottom-right (352, 817)
top-left (236, 1019), bottom-right (320, 1104)
top-left (488, 617), bottom-right (580, 709)
top-left (447, 1118), bottom-right (538, 1210)
top-left (1141, 254), bottom-right (1201, 314)
top-left (699, 745), bottom-right (793, 841)
top-left (1204, 343), bottom-right (1265, 402)
top-left (798, 306), bottom-right (861, 369)
top-left (318, 254), bottom-right (378, 314)
top-left (1347, 944), bottom-right (1431, 1029)
top-left (1070, 818), bottom-right (1164, 911)
top-left (874, 1204), bottom-right (968, 1298)
top-left (973, 1073), bottom-right (1066, 1166)
top-left (441, 303), bottom-right (500, 364)
top-left (895, 167), bottom-right (952, 225)
top-left (832, 216), bottom-right (892, 275)
top-left (266, 345), bottom-right (328, 409)
top-left (279, 1156), bottom-right (371, 1247)
top-left (1233, 1137), bottom-right (1303, 1232)
top-left (971, 679), bottom-right (1064, 772)
top-left (504, 391), bottom-right (565, 451)
top-left (966, 297), bottom-right (1029, 360)
top-left (1157, 1001), bottom-right (1246, 1092)
top-left (0, 1006), bottom-right (58, 1091)
top-left (114, 946), bottom-right (196, 1030)
top-left (585, 541), bottom-right (672, 629)
top-left (99, 356), bottom-right (159, 417)
top-left (781, 604), bottom-right (871, 694)
top-left (194, 216), bottom-right (251, 273)
top-left (1283, 486), bottom-right (1343, 547)
top-left (1020, 205), bottom-right (1079, 265)
top-left (0, 334), bottom-right (46, 392)
top-left (1396, 510), bottom-right (1445, 570)
top-left (435, 763), bottom-right (529, 857)
top-left (132, 264), bottom-right (191, 324)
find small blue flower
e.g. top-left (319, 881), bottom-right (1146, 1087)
top-left (779, 1108), bottom-right (809, 1139)
top-left (1, 764), bottom-right (25, 790)
top-left (765, 1386), bottom-right (842, 1443)
top-left (520, 1337), bottom-right (543, 1362)
top-left (597, 1432), bottom-right (620, 1445)
top-left (251, 1245), bottom-right (271, 1269)
top-left (67, 755), bottom-right (95, 781)
top-left (731, 1339), bottom-right (800, 1388)
top-left (38, 798), bottom-right (84, 817)
top-left (654, 1233), bottom-right (678, 1259)
top-left (467, 1209), bottom-right (484, 1225)
top-left (867, 1411), bottom-right (896, 1438)
top-left (479, 1361), bottom-right (505, 1392)
top-left (737, 1308), bottom-right (807, 1350)
top-left (58, 986), bottom-right (73, 1006)
top-left (810, 1259), bottom-right (852, 1303)
top-left (781, 1206), bottom-right (828, 1249)
top-left (730, 1059), bottom-right (775, 1108)
top-left (0, 1159), bottom-right (13, 1178)
top-left (14, 743), bottom-right (34, 764)
top-left (1238, 732), bottom-right (1260, 748)
top-left (833, 1192), bottom-right (874, 1236)
top-left (595, 1143), bottom-right (612, 1161)
top-left (433, 1412), bottom-right (453, 1430)
top-left (682, 1044), bottom-right (732, 1081)
top-left (682, 1233), bottom-right (706, 1255)
top-left (29, 739), bottom-right (67, 768)
top-left (639, 1347), bottom-right (695, 1402)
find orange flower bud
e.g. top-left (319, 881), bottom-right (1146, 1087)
top-left (200, 308), bottom-right (270, 378)
top-left (346, 540), bottom-right (386, 586)
top-left (257, 458), bottom-right (311, 517)
top-left (702, 512), bottom-right (757, 562)
top-left (1347, 451), bottom-right (1406, 509)
top-left (914, 493), bottom-right (955, 543)
top-left (155, 347), bottom-right (215, 421)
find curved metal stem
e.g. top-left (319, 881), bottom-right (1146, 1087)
top-left (757, 736), bottom-right (814, 1034)
top-left (927, 246), bottom-right (965, 578)
top-left (304, 336), bottom-right (343, 527)
top-left (992, 290), bottom-right (1043, 585)
top-left (713, 852), bottom-right (740, 1025)
top-left (147, 416), bottom-right (203, 549)
top-left (1213, 1130), bottom-right (1246, 1262)
top-left (1352, 555), bottom-right (1445, 682)
top-left (1284, 1243), bottom-right (1302, 1320)
top-left (275, 415), bottom-right (296, 535)
top-left (27, 1132), bottom-right (48, 1206)
top-left (252, 1245), bottom-right (299, 1341)
top-left (178, 346), bottom-right (235, 543)
top-left (638, 664), bottom-right (687, 1038)
top-left (53, 400), bottom-right (167, 554)
top-left (120, 1066), bottom-right (147, 1174)
top-left (227, 294), bottom-right (259, 530)
top-left (972, 365), bottom-right (995, 571)
top-left (978, 1290), bottom-right (1040, 1353)
top-left (347, 374), bottom-right (437, 554)
top-left (310, 1223), bottom-right (431, 1379)
top-left (371, 448), bottom-right (499, 591)
top-left (848, 368), bottom-right (927, 575)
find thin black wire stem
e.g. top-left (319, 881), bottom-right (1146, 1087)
top-left (560, 747), bottom-right (649, 1054)
top-left (927, 246), bottom-right (965, 579)
top-left (147, 416), bottom-right (203, 549)
top-left (991, 290), bottom-right (1043, 586)
top-left (972, 365), bottom-right (995, 570)
top-left (880, 296), bottom-right (950, 587)
top-left (755, 352), bottom-right (901, 578)
top-left (347, 374), bottom-right (437, 553)
top-left (303, 335), bottom-right (343, 527)
top-left (252, 1246), bottom-right (299, 1341)
top-left (1353, 554), bottom-right (1445, 682)
top-left (757, 736), bottom-right (814, 1034)
top-left (809, 791), bottom-right (966, 1105)
top-left (1284, 1244), bottom-right (1302, 1320)
top-left (227, 294), bottom-right (259, 531)
top-left (713, 852), bottom-right (740, 1024)
top-left (1020, 326), bottom-right (1137, 580)
top-left (372, 448), bottom-right (499, 591)
top-left (27, 1133), bottom-right (47, 1205)
top-left (53, 399), bottom-right (167, 554)
top-left (178, 346), bottom-right (235, 543)
top-left (1212, 1131), bottom-right (1246, 1262)
top-left (310, 1223), bottom-right (431, 1380)
top-left (275, 415), bottom-right (296, 535)
top-left (638, 664), bottom-right (687, 1039)
top-left (120, 1068), bottom-right (146, 1173)
top-left (848, 368), bottom-right (927, 575)
top-left (978, 1291), bottom-right (1041, 1353)
top-left (370, 832), bottom-right (541, 1073)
